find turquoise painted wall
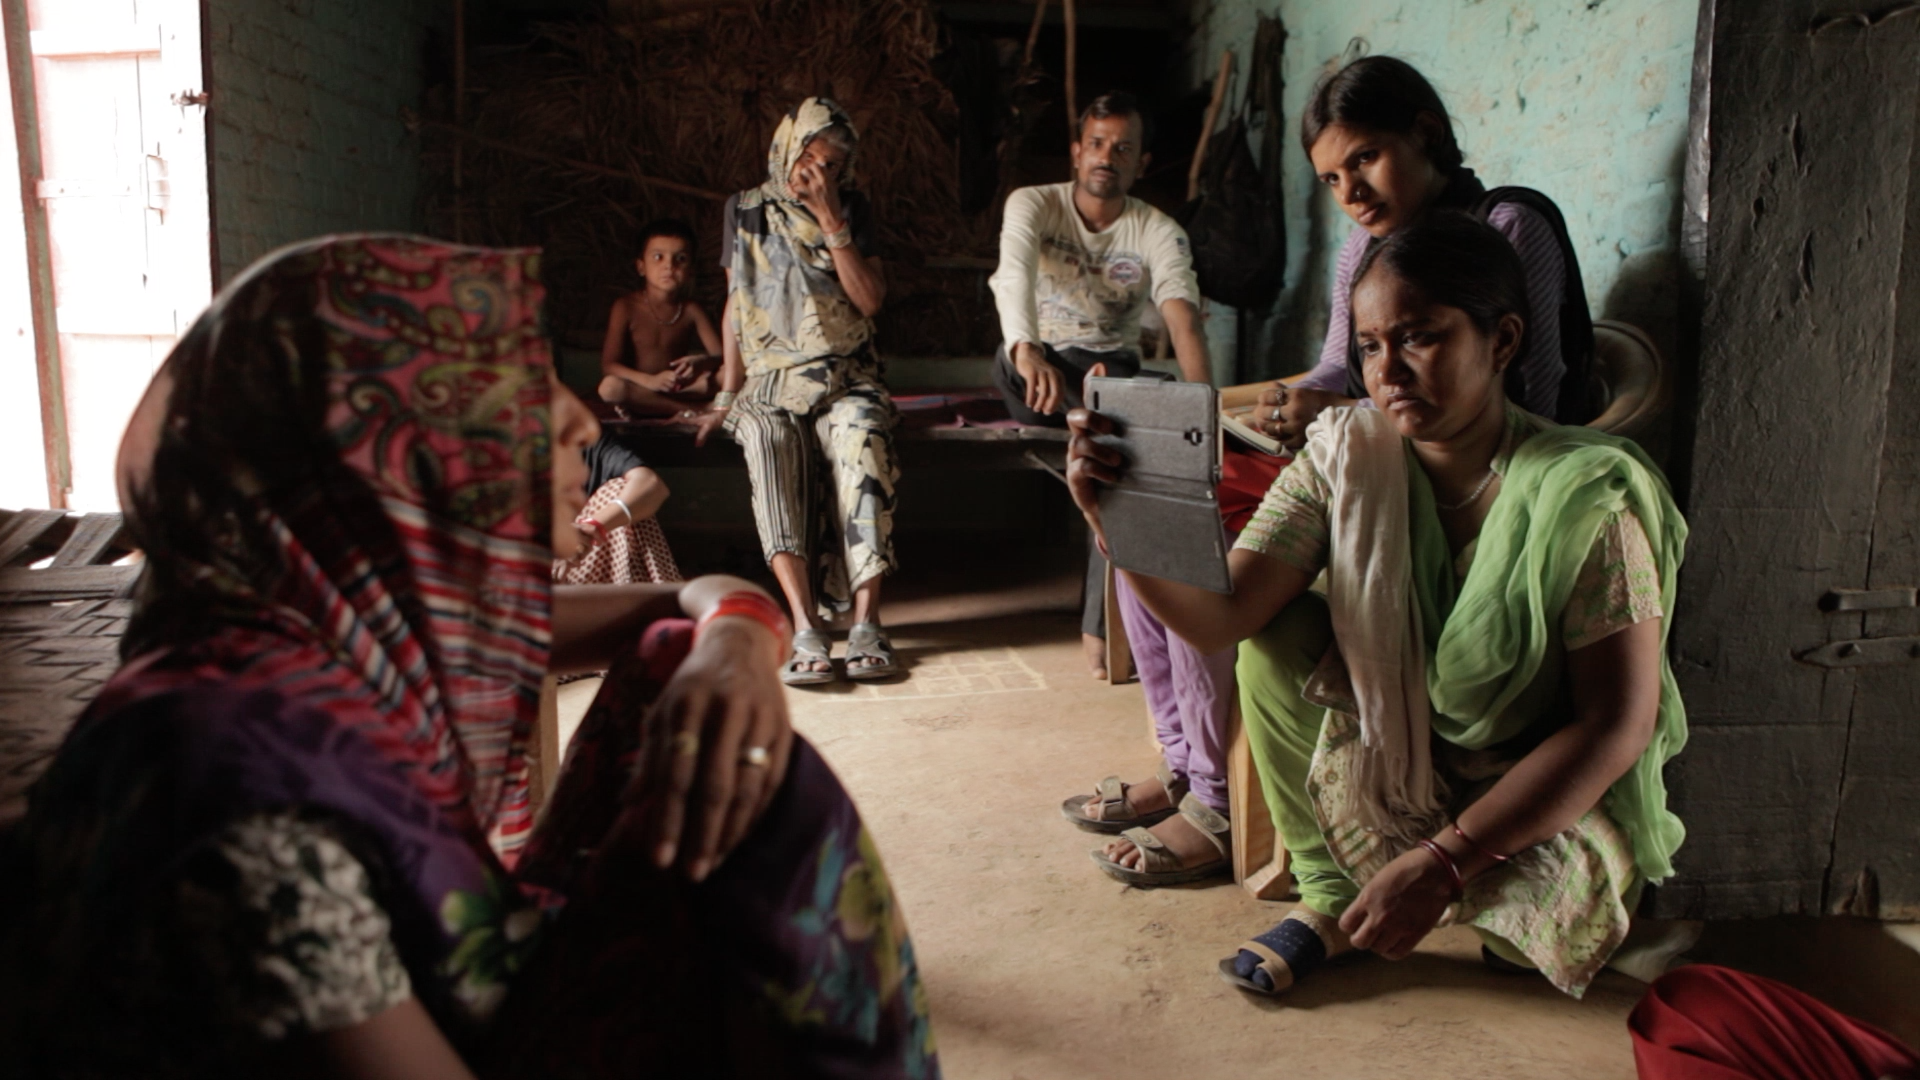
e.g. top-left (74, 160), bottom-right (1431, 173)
top-left (1190, 0), bottom-right (1698, 380)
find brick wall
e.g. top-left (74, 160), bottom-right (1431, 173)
top-left (204, 0), bottom-right (446, 284)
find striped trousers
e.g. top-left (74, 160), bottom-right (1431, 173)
top-left (726, 368), bottom-right (899, 611)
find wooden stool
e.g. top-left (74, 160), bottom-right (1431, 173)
top-left (1227, 700), bottom-right (1293, 900)
top-left (1103, 561), bottom-right (1132, 684)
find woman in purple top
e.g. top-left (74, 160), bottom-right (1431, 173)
top-left (1258, 55), bottom-right (1592, 446)
top-left (1063, 55), bottom-right (1592, 890)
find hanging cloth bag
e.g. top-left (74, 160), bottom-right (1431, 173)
top-left (1176, 15), bottom-right (1287, 311)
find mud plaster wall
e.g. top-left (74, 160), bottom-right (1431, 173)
top-left (1187, 0), bottom-right (1698, 384)
top-left (203, 0), bottom-right (446, 285)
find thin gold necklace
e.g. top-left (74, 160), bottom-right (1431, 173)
top-left (1435, 418), bottom-right (1511, 512)
top-left (642, 296), bottom-right (684, 325)
top-left (1436, 468), bottom-right (1497, 512)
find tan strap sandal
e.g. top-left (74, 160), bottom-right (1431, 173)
top-left (1059, 761), bottom-right (1188, 834)
top-left (1089, 792), bottom-right (1232, 886)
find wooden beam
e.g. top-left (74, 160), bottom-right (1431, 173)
top-left (1022, 0), bottom-right (1048, 69)
top-left (1062, 0), bottom-right (1077, 140)
top-left (1188, 49), bottom-right (1233, 203)
top-left (48, 513), bottom-right (126, 567)
top-left (0, 564), bottom-right (136, 600)
top-left (1, 0), bottom-right (68, 507)
top-left (452, 0), bottom-right (464, 243)
top-left (0, 509), bottom-right (66, 567)
top-left (535, 675), bottom-right (561, 809)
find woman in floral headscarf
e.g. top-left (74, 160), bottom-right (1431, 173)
top-left (0, 236), bottom-right (938, 1079)
top-left (695, 97), bottom-right (900, 686)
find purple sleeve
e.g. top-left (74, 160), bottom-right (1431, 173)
top-left (1295, 228), bottom-right (1370, 396)
top-left (1487, 202), bottom-right (1568, 418)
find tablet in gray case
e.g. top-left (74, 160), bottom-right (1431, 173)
top-left (1087, 376), bottom-right (1232, 594)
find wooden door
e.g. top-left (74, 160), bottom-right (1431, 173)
top-left (22, 0), bottom-right (208, 510)
top-left (1662, 1), bottom-right (1920, 920)
top-left (1817, 93), bottom-right (1920, 922)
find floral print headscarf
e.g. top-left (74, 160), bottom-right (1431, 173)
top-left (728, 97), bottom-right (875, 382)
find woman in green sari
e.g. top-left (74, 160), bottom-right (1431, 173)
top-left (1065, 213), bottom-right (1687, 999)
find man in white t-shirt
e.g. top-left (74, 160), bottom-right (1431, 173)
top-left (988, 91), bottom-right (1210, 425)
top-left (990, 92), bottom-right (1212, 677)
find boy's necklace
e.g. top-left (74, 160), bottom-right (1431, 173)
top-left (641, 296), bottom-right (684, 325)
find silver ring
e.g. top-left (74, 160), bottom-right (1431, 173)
top-left (1270, 406), bottom-right (1283, 421)
top-left (741, 745), bottom-right (771, 768)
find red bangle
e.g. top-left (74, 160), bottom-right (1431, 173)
top-left (1416, 838), bottom-right (1464, 900)
top-left (578, 517), bottom-right (605, 535)
top-left (696, 591), bottom-right (792, 658)
top-left (1452, 823), bottom-right (1511, 863)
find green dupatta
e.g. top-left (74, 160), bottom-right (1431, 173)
top-left (1405, 414), bottom-right (1690, 883)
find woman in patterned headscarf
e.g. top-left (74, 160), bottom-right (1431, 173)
top-left (0, 236), bottom-right (938, 1078)
top-left (695, 97), bottom-right (901, 686)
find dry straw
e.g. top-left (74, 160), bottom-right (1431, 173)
top-left (422, 0), bottom-right (1008, 357)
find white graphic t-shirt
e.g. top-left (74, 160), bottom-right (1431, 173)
top-left (989, 182), bottom-right (1201, 353)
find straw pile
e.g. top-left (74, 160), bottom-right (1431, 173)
top-left (425, 0), bottom-right (1011, 358)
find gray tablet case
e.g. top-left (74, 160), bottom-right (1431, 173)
top-left (1086, 376), bottom-right (1232, 594)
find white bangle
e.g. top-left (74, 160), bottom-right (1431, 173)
top-left (713, 390), bottom-right (737, 409)
top-left (613, 497), bottom-right (634, 525)
top-left (824, 225), bottom-right (853, 250)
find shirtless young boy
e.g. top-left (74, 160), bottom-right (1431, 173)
top-left (597, 218), bottom-right (725, 417)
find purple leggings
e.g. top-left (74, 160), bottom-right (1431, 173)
top-left (1113, 573), bottom-right (1236, 813)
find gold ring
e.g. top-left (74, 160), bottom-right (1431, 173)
top-left (672, 730), bottom-right (701, 757)
top-left (741, 745), bottom-right (771, 768)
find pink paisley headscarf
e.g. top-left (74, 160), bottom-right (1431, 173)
top-left (113, 235), bottom-right (555, 858)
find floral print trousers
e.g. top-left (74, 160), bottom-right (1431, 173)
top-left (727, 367), bottom-right (900, 614)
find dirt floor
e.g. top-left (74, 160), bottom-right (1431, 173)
top-left (554, 557), bottom-right (1920, 1080)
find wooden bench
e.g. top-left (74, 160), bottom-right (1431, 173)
top-left (0, 510), bottom-right (140, 829)
top-left (597, 410), bottom-right (1070, 474)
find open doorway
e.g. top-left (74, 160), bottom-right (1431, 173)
top-left (2, 0), bottom-right (211, 511)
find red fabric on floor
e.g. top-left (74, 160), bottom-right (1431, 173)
top-left (1219, 446), bottom-right (1289, 534)
top-left (1631, 965), bottom-right (1920, 1080)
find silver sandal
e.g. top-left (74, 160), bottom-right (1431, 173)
top-left (782, 627), bottom-right (837, 686)
top-left (843, 622), bottom-right (899, 681)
